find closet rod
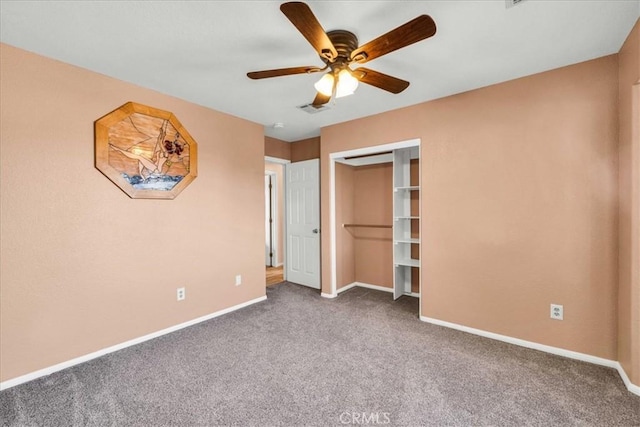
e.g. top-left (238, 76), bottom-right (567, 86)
top-left (343, 151), bottom-right (393, 160)
top-left (342, 224), bottom-right (392, 229)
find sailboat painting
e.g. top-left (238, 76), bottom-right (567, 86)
top-left (95, 102), bottom-right (198, 199)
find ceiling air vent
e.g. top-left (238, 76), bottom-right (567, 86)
top-left (505, 0), bottom-right (526, 8)
top-left (297, 103), bottom-right (331, 114)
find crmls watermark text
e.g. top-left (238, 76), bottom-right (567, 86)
top-left (339, 411), bottom-right (391, 425)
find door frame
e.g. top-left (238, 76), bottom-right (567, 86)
top-left (327, 138), bottom-right (421, 312)
top-left (631, 82), bottom-right (640, 377)
top-left (265, 170), bottom-right (277, 267)
top-left (265, 156), bottom-right (290, 277)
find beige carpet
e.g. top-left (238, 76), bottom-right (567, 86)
top-left (1, 283), bottom-right (639, 426)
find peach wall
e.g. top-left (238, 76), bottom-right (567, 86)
top-left (353, 163), bottom-right (394, 288)
top-left (334, 162), bottom-right (396, 290)
top-left (0, 44), bottom-right (266, 382)
top-left (618, 19), bottom-right (640, 385)
top-left (265, 162), bottom-right (284, 266)
top-left (291, 137), bottom-right (320, 162)
top-left (336, 163), bottom-right (355, 289)
top-left (265, 136), bottom-right (291, 160)
top-left (336, 159), bottom-right (419, 293)
top-left (321, 54), bottom-right (620, 360)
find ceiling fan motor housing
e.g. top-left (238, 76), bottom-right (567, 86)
top-left (323, 30), bottom-right (359, 70)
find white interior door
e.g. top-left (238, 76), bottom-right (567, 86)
top-left (286, 159), bottom-right (320, 289)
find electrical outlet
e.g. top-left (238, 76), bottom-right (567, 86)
top-left (177, 287), bottom-right (185, 301)
top-left (235, 275), bottom-right (242, 286)
top-left (550, 304), bottom-right (563, 320)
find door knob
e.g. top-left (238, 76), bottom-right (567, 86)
top-left (312, 228), bottom-right (319, 234)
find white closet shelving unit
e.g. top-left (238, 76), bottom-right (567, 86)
top-left (393, 146), bottom-right (420, 300)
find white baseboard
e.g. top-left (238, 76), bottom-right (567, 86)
top-left (336, 282), bottom-right (419, 298)
top-left (0, 295), bottom-right (268, 391)
top-left (354, 282), bottom-right (393, 293)
top-left (330, 282), bottom-right (388, 297)
top-left (421, 315), bottom-right (640, 397)
top-left (321, 292), bottom-right (337, 298)
top-left (615, 360), bottom-right (640, 396)
top-left (336, 282), bottom-right (359, 294)
top-left (337, 282), bottom-right (392, 294)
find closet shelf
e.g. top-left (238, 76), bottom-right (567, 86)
top-left (395, 258), bottom-right (420, 267)
top-left (394, 238), bottom-right (420, 244)
top-left (394, 186), bottom-right (420, 191)
top-left (343, 224), bottom-right (392, 229)
top-left (393, 145), bottom-right (420, 300)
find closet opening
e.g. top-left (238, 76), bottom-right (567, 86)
top-left (327, 139), bottom-right (421, 315)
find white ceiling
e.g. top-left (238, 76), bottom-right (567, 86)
top-left (1, 1), bottom-right (638, 142)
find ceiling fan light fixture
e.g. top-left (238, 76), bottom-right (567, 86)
top-left (336, 69), bottom-right (358, 98)
top-left (314, 73), bottom-right (334, 97)
top-left (250, 2), bottom-right (437, 107)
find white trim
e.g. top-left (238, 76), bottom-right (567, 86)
top-left (353, 282), bottom-right (393, 293)
top-left (283, 162), bottom-right (288, 282)
top-left (616, 361), bottom-right (640, 396)
top-left (329, 157), bottom-right (337, 296)
top-left (321, 292), bottom-right (337, 299)
top-left (329, 138), bottom-right (421, 161)
top-left (420, 316), bottom-right (640, 396)
top-left (418, 144), bottom-right (423, 319)
top-left (0, 295), bottom-right (268, 391)
top-left (337, 153), bottom-right (393, 167)
top-left (336, 282), bottom-right (419, 298)
top-left (631, 83), bottom-right (640, 394)
top-left (336, 282), bottom-right (358, 294)
top-left (265, 156), bottom-right (291, 165)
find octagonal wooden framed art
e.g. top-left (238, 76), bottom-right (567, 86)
top-left (95, 102), bottom-right (198, 199)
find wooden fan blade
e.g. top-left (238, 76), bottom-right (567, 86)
top-left (247, 66), bottom-right (322, 79)
top-left (312, 92), bottom-right (331, 106)
top-left (350, 15), bottom-right (436, 64)
top-left (353, 67), bottom-right (410, 94)
top-left (280, 2), bottom-right (338, 62)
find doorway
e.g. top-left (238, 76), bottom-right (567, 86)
top-left (265, 171), bottom-right (276, 267)
top-left (265, 156), bottom-right (289, 286)
top-left (266, 266), bottom-right (284, 287)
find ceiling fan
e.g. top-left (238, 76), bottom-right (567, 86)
top-left (247, 1), bottom-right (437, 107)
